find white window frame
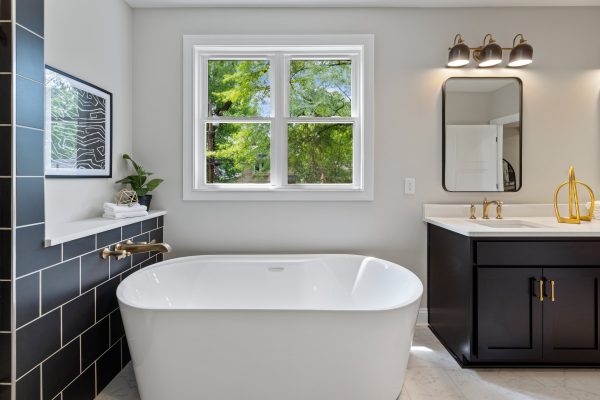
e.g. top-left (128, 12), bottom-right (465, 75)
top-left (183, 35), bottom-right (374, 201)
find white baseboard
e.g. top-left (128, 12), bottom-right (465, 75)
top-left (416, 308), bottom-right (428, 327)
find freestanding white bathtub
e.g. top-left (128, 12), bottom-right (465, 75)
top-left (117, 254), bottom-right (422, 400)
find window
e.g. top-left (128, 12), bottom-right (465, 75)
top-left (183, 35), bottom-right (374, 200)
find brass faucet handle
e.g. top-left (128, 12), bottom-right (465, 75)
top-left (469, 204), bottom-right (477, 219)
top-left (496, 203), bottom-right (503, 219)
top-left (101, 248), bottom-right (131, 260)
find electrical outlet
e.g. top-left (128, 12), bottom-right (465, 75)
top-left (404, 178), bottom-right (416, 195)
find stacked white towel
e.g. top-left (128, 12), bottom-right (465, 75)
top-left (103, 202), bottom-right (148, 220)
top-left (585, 201), bottom-right (600, 220)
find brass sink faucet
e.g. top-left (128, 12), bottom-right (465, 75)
top-left (482, 197), bottom-right (504, 219)
top-left (101, 239), bottom-right (172, 260)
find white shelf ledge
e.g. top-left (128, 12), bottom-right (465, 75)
top-left (44, 210), bottom-right (167, 247)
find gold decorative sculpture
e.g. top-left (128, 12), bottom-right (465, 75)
top-left (116, 189), bottom-right (138, 206)
top-left (553, 166), bottom-right (595, 224)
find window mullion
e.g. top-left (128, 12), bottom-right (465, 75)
top-left (270, 53), bottom-right (287, 189)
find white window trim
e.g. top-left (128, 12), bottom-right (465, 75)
top-left (182, 35), bottom-right (374, 201)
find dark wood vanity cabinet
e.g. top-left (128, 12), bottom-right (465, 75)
top-left (428, 223), bottom-right (600, 367)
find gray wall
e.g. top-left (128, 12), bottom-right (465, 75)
top-left (131, 6), bottom-right (600, 306)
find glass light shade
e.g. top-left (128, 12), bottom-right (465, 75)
top-left (508, 42), bottom-right (533, 67)
top-left (447, 42), bottom-right (470, 67)
top-left (478, 42), bottom-right (503, 67)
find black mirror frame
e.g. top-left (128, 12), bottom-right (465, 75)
top-left (442, 76), bottom-right (523, 193)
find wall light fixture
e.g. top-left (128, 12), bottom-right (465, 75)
top-left (447, 33), bottom-right (533, 68)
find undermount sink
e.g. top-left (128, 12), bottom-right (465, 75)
top-left (470, 219), bottom-right (547, 229)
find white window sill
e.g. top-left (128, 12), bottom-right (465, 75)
top-left (183, 188), bottom-right (373, 201)
top-left (44, 210), bottom-right (167, 247)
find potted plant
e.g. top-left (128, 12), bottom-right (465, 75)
top-left (116, 154), bottom-right (163, 209)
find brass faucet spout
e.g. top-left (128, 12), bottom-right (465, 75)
top-left (116, 240), bottom-right (172, 254)
top-left (482, 198), bottom-right (504, 219)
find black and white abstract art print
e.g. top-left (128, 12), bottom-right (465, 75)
top-left (45, 66), bottom-right (112, 177)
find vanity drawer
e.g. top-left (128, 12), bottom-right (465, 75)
top-left (475, 241), bottom-right (600, 266)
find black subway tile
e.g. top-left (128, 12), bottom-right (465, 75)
top-left (81, 317), bottom-right (109, 368)
top-left (16, 309), bottom-right (60, 377)
top-left (16, 76), bottom-right (43, 130)
top-left (0, 0), bottom-right (10, 20)
top-left (132, 251), bottom-right (150, 267)
top-left (62, 365), bottom-right (95, 400)
top-left (0, 333), bottom-right (10, 382)
top-left (0, 24), bottom-right (10, 73)
top-left (16, 126), bottom-right (43, 177)
top-left (16, 177), bottom-right (44, 226)
top-left (0, 281), bottom-right (9, 331)
top-left (96, 276), bottom-right (119, 320)
top-left (16, 366), bottom-right (40, 400)
top-left (109, 251), bottom-right (131, 277)
top-left (16, 25), bottom-right (43, 83)
top-left (16, 273), bottom-right (39, 328)
top-left (97, 228), bottom-right (121, 248)
top-left (141, 256), bottom-right (157, 268)
top-left (0, 75), bottom-right (10, 125)
top-left (62, 291), bottom-right (94, 344)
top-left (42, 338), bottom-right (80, 400)
top-left (158, 215), bottom-right (164, 227)
top-left (16, 0), bottom-right (44, 37)
top-left (121, 222), bottom-right (141, 239)
top-left (0, 385), bottom-right (9, 400)
top-left (63, 235), bottom-right (95, 260)
top-left (141, 217), bottom-right (157, 233)
top-left (0, 126), bottom-right (10, 176)
top-left (41, 258), bottom-right (79, 313)
top-left (0, 230), bottom-right (9, 280)
top-left (110, 309), bottom-right (125, 345)
top-left (122, 338), bottom-right (131, 367)
top-left (0, 179), bottom-right (10, 228)
top-left (81, 251), bottom-right (109, 293)
top-left (16, 224), bottom-right (61, 277)
top-left (96, 341), bottom-right (121, 393)
top-left (149, 227), bottom-right (163, 244)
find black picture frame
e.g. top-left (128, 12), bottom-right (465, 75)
top-left (44, 65), bottom-right (113, 178)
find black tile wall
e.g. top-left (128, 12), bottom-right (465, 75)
top-left (41, 258), bottom-right (79, 313)
top-left (0, 0), bottom-right (10, 20)
top-left (42, 338), bottom-right (80, 400)
top-left (14, 216), bottom-right (165, 398)
top-left (16, 177), bottom-right (45, 226)
top-left (16, 309), bottom-right (60, 377)
top-left (16, 126), bottom-right (44, 176)
top-left (0, 281), bottom-right (9, 331)
top-left (16, 25), bottom-right (44, 83)
top-left (0, 23), bottom-right (11, 73)
top-left (0, 230), bottom-right (9, 280)
top-left (0, 385), bottom-right (9, 400)
top-left (122, 222), bottom-right (141, 239)
top-left (81, 251), bottom-right (109, 293)
top-left (16, 366), bottom-right (40, 400)
top-left (15, 75), bottom-right (44, 130)
top-left (0, 75), bottom-right (10, 125)
top-left (62, 290), bottom-right (94, 344)
top-left (0, 333), bottom-right (9, 382)
top-left (16, 272), bottom-right (39, 327)
top-left (142, 217), bottom-right (157, 232)
top-left (97, 227), bottom-right (121, 248)
top-left (97, 341), bottom-right (122, 393)
top-left (0, 179), bottom-right (10, 228)
top-left (16, 0), bottom-right (44, 37)
top-left (81, 316), bottom-right (109, 369)
top-left (62, 366), bottom-right (95, 400)
top-left (63, 235), bottom-right (95, 260)
top-left (16, 223), bottom-right (61, 276)
top-left (0, 126), bottom-right (10, 176)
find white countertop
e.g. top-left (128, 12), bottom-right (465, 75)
top-left (45, 210), bottom-right (167, 246)
top-left (423, 204), bottom-right (600, 237)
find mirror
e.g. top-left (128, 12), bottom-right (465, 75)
top-left (443, 77), bottom-right (522, 192)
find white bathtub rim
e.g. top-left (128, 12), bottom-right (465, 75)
top-left (117, 253), bottom-right (424, 313)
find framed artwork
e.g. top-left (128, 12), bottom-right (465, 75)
top-left (45, 66), bottom-right (112, 177)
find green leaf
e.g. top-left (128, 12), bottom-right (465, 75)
top-left (145, 179), bottom-right (164, 193)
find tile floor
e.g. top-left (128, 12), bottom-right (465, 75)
top-left (98, 327), bottom-right (600, 400)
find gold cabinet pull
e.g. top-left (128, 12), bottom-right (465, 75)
top-left (538, 279), bottom-right (544, 302)
top-left (550, 280), bottom-right (556, 302)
